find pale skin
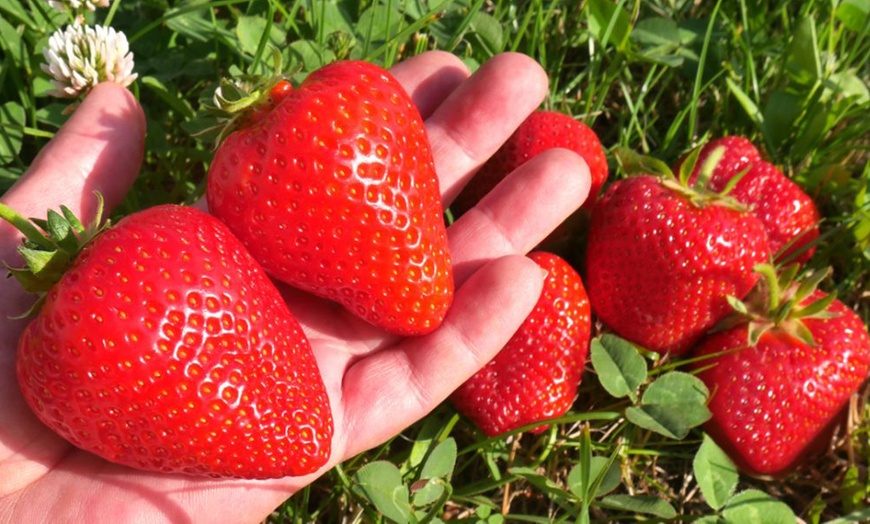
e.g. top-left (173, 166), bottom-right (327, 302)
top-left (0, 51), bottom-right (590, 523)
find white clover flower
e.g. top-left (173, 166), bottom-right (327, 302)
top-left (47, 0), bottom-right (110, 14)
top-left (41, 24), bottom-right (138, 99)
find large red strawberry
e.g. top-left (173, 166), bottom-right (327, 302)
top-left (585, 173), bottom-right (771, 356)
top-left (4, 201), bottom-right (333, 478)
top-left (451, 110), bottom-right (608, 217)
top-left (450, 251), bottom-right (591, 436)
top-left (692, 267), bottom-right (870, 477)
top-left (680, 137), bottom-right (820, 264)
top-left (207, 60), bottom-right (452, 336)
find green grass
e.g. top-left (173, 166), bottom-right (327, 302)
top-left (2, 0), bottom-right (869, 522)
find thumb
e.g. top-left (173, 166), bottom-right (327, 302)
top-left (0, 83), bottom-right (145, 318)
top-left (1, 82), bottom-right (146, 230)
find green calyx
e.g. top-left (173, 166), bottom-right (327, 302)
top-left (0, 193), bottom-right (110, 317)
top-left (724, 263), bottom-right (838, 347)
top-left (612, 144), bottom-right (749, 212)
top-left (193, 48), bottom-right (295, 149)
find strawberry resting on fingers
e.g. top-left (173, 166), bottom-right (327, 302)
top-left (451, 251), bottom-right (592, 436)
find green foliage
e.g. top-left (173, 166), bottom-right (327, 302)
top-left (589, 334), bottom-right (647, 402)
top-left (2, 0), bottom-right (868, 522)
top-left (624, 371), bottom-right (711, 440)
top-left (352, 437), bottom-right (458, 524)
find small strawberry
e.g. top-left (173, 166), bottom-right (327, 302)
top-left (207, 60), bottom-right (452, 336)
top-left (675, 135), bottom-right (761, 184)
top-left (679, 137), bottom-right (820, 264)
top-left (585, 156), bottom-right (771, 356)
top-left (450, 251), bottom-right (591, 436)
top-left (2, 200), bottom-right (333, 479)
top-left (723, 161), bottom-right (820, 265)
top-left (451, 110), bottom-right (608, 217)
top-left (692, 265), bottom-right (870, 477)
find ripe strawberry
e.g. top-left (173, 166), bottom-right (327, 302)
top-left (5, 202), bottom-right (333, 479)
top-left (450, 251), bottom-right (591, 436)
top-left (207, 60), bottom-right (452, 336)
top-left (451, 110), bottom-right (608, 217)
top-left (585, 174), bottom-right (771, 356)
top-left (722, 161), bottom-right (820, 264)
top-left (675, 135), bottom-right (761, 183)
top-left (692, 268), bottom-right (870, 477)
top-left (680, 137), bottom-right (820, 264)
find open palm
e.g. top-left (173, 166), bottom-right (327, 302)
top-left (0, 51), bottom-right (589, 523)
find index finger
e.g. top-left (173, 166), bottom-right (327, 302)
top-left (424, 53), bottom-right (549, 204)
top-left (388, 51), bottom-right (470, 119)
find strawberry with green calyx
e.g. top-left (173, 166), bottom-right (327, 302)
top-left (677, 136), bottom-right (820, 265)
top-left (450, 251), bottom-right (591, 437)
top-left (692, 263), bottom-right (870, 477)
top-left (584, 146), bottom-right (771, 356)
top-left (207, 60), bottom-right (453, 336)
top-left (1, 199), bottom-right (334, 479)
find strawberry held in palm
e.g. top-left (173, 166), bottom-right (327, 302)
top-left (207, 60), bottom-right (453, 336)
top-left (4, 202), bottom-right (334, 479)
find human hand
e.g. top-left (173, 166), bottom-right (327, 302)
top-left (0, 51), bottom-right (590, 523)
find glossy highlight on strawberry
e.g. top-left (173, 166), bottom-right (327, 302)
top-left (451, 251), bottom-right (591, 436)
top-left (16, 205), bottom-right (334, 479)
top-left (207, 60), bottom-right (453, 336)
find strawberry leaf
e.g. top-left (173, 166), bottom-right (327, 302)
top-left (46, 210), bottom-right (72, 243)
top-left (0, 203), bottom-right (53, 249)
top-left (718, 165), bottom-right (752, 197)
top-left (0, 193), bottom-right (110, 315)
top-left (693, 144), bottom-right (725, 191)
top-left (612, 146), bottom-right (674, 179)
top-left (793, 266), bottom-right (831, 304)
top-left (60, 204), bottom-right (87, 233)
top-left (780, 318), bottom-right (818, 347)
top-left (725, 294), bottom-right (750, 316)
top-left (677, 144), bottom-right (702, 185)
top-left (793, 292), bottom-right (838, 319)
